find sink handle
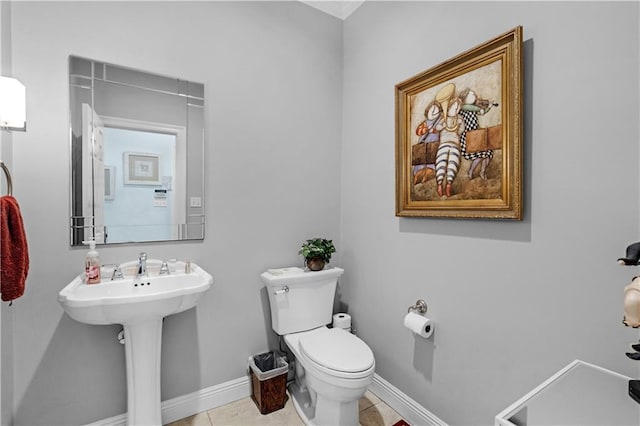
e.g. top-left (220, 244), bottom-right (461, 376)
top-left (159, 260), bottom-right (170, 275)
top-left (111, 264), bottom-right (124, 281)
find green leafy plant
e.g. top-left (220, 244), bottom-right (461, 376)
top-left (298, 238), bottom-right (336, 263)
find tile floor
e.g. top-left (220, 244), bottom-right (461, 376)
top-left (166, 390), bottom-right (406, 426)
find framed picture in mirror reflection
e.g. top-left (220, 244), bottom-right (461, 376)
top-left (104, 165), bottom-right (116, 199)
top-left (124, 152), bottom-right (162, 185)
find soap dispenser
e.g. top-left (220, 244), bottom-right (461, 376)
top-left (83, 239), bottom-right (101, 284)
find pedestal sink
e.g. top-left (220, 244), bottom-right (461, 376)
top-left (58, 259), bottom-right (212, 425)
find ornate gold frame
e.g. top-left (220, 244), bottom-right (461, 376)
top-left (395, 27), bottom-right (523, 219)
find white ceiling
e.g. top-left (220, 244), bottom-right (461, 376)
top-left (300, 1), bottom-right (365, 20)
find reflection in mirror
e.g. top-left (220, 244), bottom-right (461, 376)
top-left (69, 56), bottom-right (205, 246)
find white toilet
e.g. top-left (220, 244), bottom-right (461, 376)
top-left (261, 266), bottom-right (375, 426)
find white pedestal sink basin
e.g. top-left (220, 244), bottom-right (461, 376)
top-left (58, 259), bottom-right (212, 426)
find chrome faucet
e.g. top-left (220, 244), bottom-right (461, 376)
top-left (137, 252), bottom-right (147, 277)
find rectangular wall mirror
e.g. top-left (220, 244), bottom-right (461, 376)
top-left (69, 55), bottom-right (205, 246)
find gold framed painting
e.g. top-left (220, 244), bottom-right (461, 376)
top-left (395, 27), bottom-right (523, 219)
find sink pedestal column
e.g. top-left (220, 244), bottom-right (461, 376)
top-left (123, 318), bottom-right (163, 426)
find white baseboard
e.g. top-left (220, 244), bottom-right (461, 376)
top-left (88, 373), bottom-right (445, 426)
top-left (161, 376), bottom-right (251, 424)
top-left (370, 374), bottom-right (448, 426)
top-left (86, 376), bottom-right (251, 426)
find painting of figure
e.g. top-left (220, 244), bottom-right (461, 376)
top-left (409, 61), bottom-right (502, 201)
top-left (396, 27), bottom-right (522, 219)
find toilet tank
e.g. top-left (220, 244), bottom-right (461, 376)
top-left (261, 266), bottom-right (344, 335)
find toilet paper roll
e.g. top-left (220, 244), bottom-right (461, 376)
top-left (332, 313), bottom-right (352, 331)
top-left (403, 312), bottom-right (434, 338)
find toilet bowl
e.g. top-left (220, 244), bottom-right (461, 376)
top-left (261, 267), bottom-right (376, 425)
top-left (284, 327), bottom-right (375, 425)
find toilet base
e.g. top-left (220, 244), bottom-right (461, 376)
top-left (289, 380), bottom-right (360, 426)
top-left (289, 381), bottom-right (315, 425)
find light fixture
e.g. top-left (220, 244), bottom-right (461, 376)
top-left (0, 76), bottom-right (26, 132)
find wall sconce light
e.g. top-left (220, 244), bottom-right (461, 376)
top-left (0, 76), bottom-right (26, 132)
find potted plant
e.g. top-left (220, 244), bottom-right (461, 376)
top-left (299, 238), bottom-right (336, 271)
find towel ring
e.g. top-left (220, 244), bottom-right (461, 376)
top-left (0, 162), bottom-right (12, 196)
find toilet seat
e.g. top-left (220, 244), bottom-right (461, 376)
top-left (298, 328), bottom-right (374, 379)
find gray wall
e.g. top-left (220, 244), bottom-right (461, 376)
top-left (5, 1), bottom-right (640, 425)
top-left (341, 2), bottom-right (640, 425)
top-left (8, 2), bottom-right (342, 424)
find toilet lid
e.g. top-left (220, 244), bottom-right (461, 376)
top-left (299, 328), bottom-right (374, 373)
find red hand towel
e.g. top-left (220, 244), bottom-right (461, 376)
top-left (1, 195), bottom-right (29, 302)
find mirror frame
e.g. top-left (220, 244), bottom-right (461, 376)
top-left (68, 55), bottom-right (205, 246)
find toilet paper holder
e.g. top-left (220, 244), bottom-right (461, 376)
top-left (408, 299), bottom-right (428, 314)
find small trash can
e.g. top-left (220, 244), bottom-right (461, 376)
top-left (249, 351), bottom-right (289, 414)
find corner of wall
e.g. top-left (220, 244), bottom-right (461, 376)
top-left (0, 2), bottom-right (16, 425)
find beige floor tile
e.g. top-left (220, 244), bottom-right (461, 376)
top-left (359, 401), bottom-right (403, 426)
top-left (365, 391), bottom-right (381, 406)
top-left (208, 395), bottom-right (303, 425)
top-left (167, 391), bottom-right (404, 426)
top-left (251, 399), bottom-right (304, 426)
top-left (208, 397), bottom-right (258, 424)
top-left (165, 411), bottom-right (212, 426)
top-left (358, 390), bottom-right (381, 412)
